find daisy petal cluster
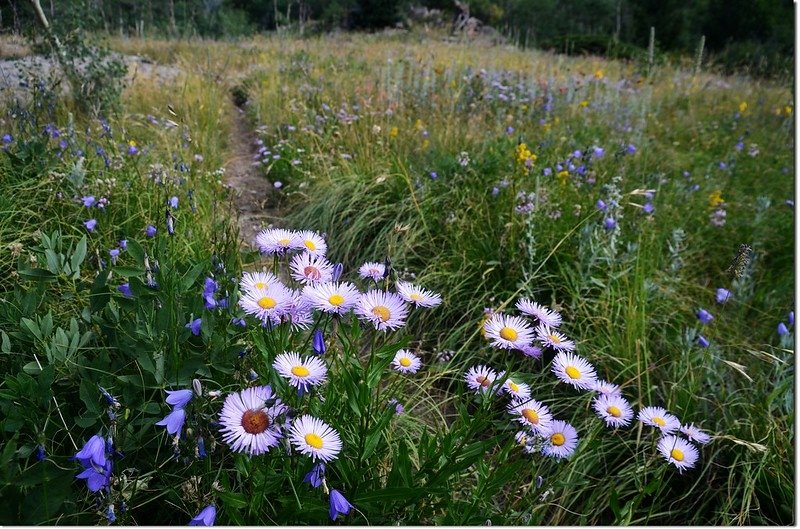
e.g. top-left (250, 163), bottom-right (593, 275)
top-left (638, 406), bottom-right (681, 434)
top-left (464, 365), bottom-right (500, 393)
top-left (358, 261), bottom-right (386, 282)
top-left (483, 314), bottom-right (535, 350)
top-left (657, 434), bottom-right (700, 473)
top-left (303, 282), bottom-right (361, 315)
top-left (536, 324), bottom-right (576, 352)
top-left (592, 394), bottom-right (634, 428)
top-left (273, 352), bottom-right (328, 392)
top-left (256, 228), bottom-right (303, 255)
top-left (296, 230), bottom-right (327, 256)
top-left (392, 349), bottom-right (422, 374)
top-left (396, 281), bottom-right (442, 308)
top-left (552, 351), bottom-right (598, 390)
top-left (508, 398), bottom-right (553, 435)
top-left (541, 420), bottom-right (579, 459)
top-left (289, 415), bottom-right (343, 463)
top-left (679, 423), bottom-right (712, 445)
top-left (218, 385), bottom-right (287, 456)
top-left (516, 298), bottom-right (562, 327)
top-left (290, 253), bottom-right (334, 284)
top-left (355, 290), bottom-right (409, 331)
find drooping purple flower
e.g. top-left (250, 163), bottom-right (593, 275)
top-left (145, 225), bottom-right (157, 238)
top-left (188, 505), bottom-right (217, 526)
top-left (603, 217), bottom-right (617, 230)
top-left (99, 386), bottom-right (120, 408)
top-left (197, 437), bottom-right (207, 458)
top-left (109, 248), bottom-right (120, 265)
top-left (329, 489), bottom-right (354, 521)
top-left (84, 219), bottom-right (98, 232)
top-left (303, 462), bottom-right (325, 488)
top-left (169, 196), bottom-right (179, 209)
top-left (312, 329), bottom-right (326, 355)
top-left (642, 202), bottom-right (654, 214)
top-left (593, 146), bottom-right (605, 158)
top-left (75, 459), bottom-right (112, 492)
top-left (625, 143), bottom-right (637, 155)
top-left (715, 288), bottom-right (732, 304)
top-left (697, 335), bottom-right (710, 348)
top-left (203, 277), bottom-right (219, 309)
top-left (788, 311), bottom-right (794, 326)
top-left (2, 134), bottom-right (12, 144)
top-left (82, 195), bottom-right (96, 207)
top-left (185, 318), bottom-right (202, 336)
top-left (543, 167), bottom-right (552, 176)
top-left (777, 322), bottom-right (789, 336)
top-left (155, 407), bottom-right (187, 437)
top-left (332, 263), bottom-right (344, 282)
top-left (118, 239), bottom-right (128, 250)
top-left (74, 435), bottom-right (107, 468)
top-left (117, 283), bottom-right (133, 298)
top-left (106, 505), bottom-right (116, 523)
top-left (231, 317), bottom-right (246, 327)
top-left (429, 171), bottom-right (438, 180)
top-left (165, 389), bottom-right (193, 409)
top-left (696, 309), bottom-right (714, 324)
top-left (491, 187), bottom-right (500, 197)
top-left (127, 144), bottom-right (138, 155)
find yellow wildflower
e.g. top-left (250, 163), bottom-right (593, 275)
top-left (421, 139), bottom-right (430, 150)
top-left (414, 119), bottom-right (424, 131)
top-left (708, 190), bottom-right (725, 208)
top-left (739, 101), bottom-right (747, 113)
top-left (389, 126), bottom-right (399, 138)
top-left (579, 100), bottom-right (589, 108)
top-left (785, 105), bottom-right (793, 116)
top-left (557, 170), bottom-right (569, 185)
top-left (594, 69), bottom-right (604, 80)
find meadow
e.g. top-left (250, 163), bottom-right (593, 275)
top-left (0, 31), bottom-right (794, 525)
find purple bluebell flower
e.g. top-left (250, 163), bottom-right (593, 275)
top-left (231, 317), bottom-right (246, 327)
top-left (697, 334), bottom-right (710, 348)
top-left (332, 263), bottom-right (344, 282)
top-left (506, 126), bottom-right (514, 135)
top-left (247, 369), bottom-right (258, 381)
top-left (155, 407), bottom-right (187, 437)
top-left (643, 202), bottom-right (654, 214)
top-left (75, 459), bottom-right (112, 492)
top-left (696, 309), bottom-right (714, 324)
top-left (197, 437), bottom-right (206, 458)
top-left (127, 144), bottom-right (138, 155)
top-left (543, 167), bottom-right (552, 176)
top-left (84, 219), bottom-right (98, 232)
top-left (718, 161), bottom-right (728, 170)
top-left (2, 134), bottom-right (12, 144)
top-left (429, 171), bottom-right (438, 180)
top-left (109, 248), bottom-right (120, 265)
top-left (596, 199), bottom-right (607, 211)
top-left (186, 318), bottom-right (202, 336)
top-left (625, 143), bottom-right (637, 155)
top-left (203, 277), bottom-right (219, 309)
top-left (329, 489), bottom-right (354, 521)
top-left (312, 329), bottom-right (326, 355)
top-left (536, 475), bottom-right (544, 488)
top-left (593, 146), bottom-right (604, 158)
top-left (491, 187), bottom-right (500, 197)
top-left (777, 322), bottom-right (789, 336)
top-left (715, 288), bottom-right (731, 304)
top-left (74, 435), bottom-right (106, 468)
top-left (303, 463), bottom-right (325, 488)
top-left (788, 311), bottom-right (794, 326)
top-left (118, 283), bottom-right (132, 298)
top-left (145, 225), bottom-right (157, 237)
top-left (99, 386), bottom-right (120, 408)
top-left (165, 389), bottom-right (193, 409)
top-left (169, 196), bottom-right (179, 209)
top-left (118, 239), bottom-right (127, 250)
top-left (188, 505), bottom-right (217, 526)
top-left (82, 195), bottom-right (96, 207)
top-left (106, 505), bottom-right (116, 523)
top-left (35, 444), bottom-right (46, 461)
top-left (603, 217), bottom-right (617, 230)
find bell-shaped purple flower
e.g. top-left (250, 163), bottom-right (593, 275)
top-left (312, 329), bottom-right (326, 355)
top-left (715, 288), bottom-right (731, 304)
top-left (777, 322), bottom-right (789, 336)
top-left (185, 318), bottom-right (202, 336)
top-left (155, 407), bottom-right (186, 437)
top-left (329, 489), bottom-right (353, 521)
top-left (145, 225), bottom-right (157, 238)
top-left (169, 196), bottom-right (179, 209)
top-left (188, 505), bottom-right (217, 526)
top-left (696, 309), bottom-right (714, 325)
top-left (697, 335), bottom-right (710, 348)
top-left (118, 283), bottom-right (133, 298)
top-left (82, 195), bottom-right (96, 208)
top-left (84, 219), bottom-right (98, 232)
top-left (74, 435), bottom-right (107, 468)
top-left (75, 459), bottom-right (112, 492)
top-left (332, 263), bottom-right (344, 282)
top-left (603, 217), bottom-right (617, 231)
top-left (788, 311), bottom-right (795, 326)
top-left (165, 389), bottom-right (193, 409)
top-left (303, 462), bottom-right (325, 488)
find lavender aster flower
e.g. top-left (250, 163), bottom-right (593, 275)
top-left (329, 489), bottom-right (354, 521)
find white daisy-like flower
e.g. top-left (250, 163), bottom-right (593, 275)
top-left (591, 379), bottom-right (622, 396)
top-left (303, 282), bottom-right (360, 314)
top-left (358, 261), bottom-right (386, 282)
top-left (240, 271), bottom-right (280, 293)
top-left (464, 365), bottom-right (500, 393)
top-left (541, 420), bottom-right (579, 460)
top-left (502, 377), bottom-right (531, 401)
top-left (516, 298), bottom-right (562, 327)
top-left (592, 394), bottom-right (634, 428)
top-left (638, 406), bottom-right (681, 434)
top-left (392, 349), bottom-right (422, 374)
top-left (657, 434), bottom-right (700, 473)
top-left (536, 324), bottom-right (576, 352)
top-left (290, 252), bottom-right (334, 285)
top-left (256, 228), bottom-right (303, 255)
top-left (239, 284), bottom-right (293, 324)
top-left (551, 351), bottom-right (598, 390)
top-left (679, 423), bottom-right (712, 445)
top-left (355, 290), bottom-right (409, 331)
top-left (284, 289), bottom-right (314, 330)
top-left (218, 385), bottom-right (287, 455)
top-left (508, 398), bottom-right (553, 435)
top-left (273, 351), bottom-right (328, 392)
top-left (483, 314), bottom-right (535, 350)
top-left (288, 415), bottom-right (342, 462)
top-left (396, 281), bottom-right (442, 308)
top-left (296, 230), bottom-right (327, 256)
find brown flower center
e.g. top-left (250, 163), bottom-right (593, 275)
top-left (241, 409), bottom-right (270, 434)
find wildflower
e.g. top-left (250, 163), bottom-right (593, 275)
top-left (2, 133), bottom-right (12, 143)
top-left (696, 309), bottom-right (714, 324)
top-left (738, 101), bottom-right (747, 113)
top-left (516, 298), bottom-right (562, 327)
top-left (536, 324), bottom-right (576, 352)
top-left (289, 253), bottom-right (333, 285)
top-left (75, 458), bottom-right (112, 492)
top-left (389, 398), bottom-right (405, 414)
top-left (541, 420), bottom-right (578, 459)
top-left (156, 407), bottom-right (187, 437)
top-left (638, 406), bottom-right (681, 434)
top-left (312, 329), bottom-right (326, 355)
top-left (708, 190), bottom-right (725, 208)
top-left (165, 389), bottom-right (193, 409)
top-left (596, 199), bottom-right (607, 211)
top-left (788, 311), bottom-right (795, 326)
top-left (117, 283), bottom-right (133, 298)
top-left (502, 378), bottom-right (531, 400)
top-left (777, 322), bottom-right (789, 336)
top-left (491, 187), bottom-right (500, 197)
top-left (625, 144), bottom-right (637, 155)
top-left (396, 281), bottom-right (442, 308)
top-left (590, 379), bottom-right (621, 396)
top-left (219, 385), bottom-right (286, 455)
top-left (679, 423), bottom-right (711, 445)
top-left (188, 505), bottom-right (217, 526)
top-left (331, 263), bottom-right (344, 282)
top-left (239, 283), bottom-right (292, 324)
top-left (289, 415), bottom-right (343, 463)
top-left (185, 318), bottom-right (202, 336)
top-left (35, 444), bottom-right (46, 461)
top-left (203, 277), bottom-right (219, 309)
top-left (603, 217), bottom-right (617, 230)
top-left (303, 462), bottom-right (325, 488)
top-left (169, 196), bottom-right (179, 209)
top-left (74, 435), bottom-right (107, 468)
top-left (519, 344), bottom-right (543, 359)
top-left (84, 219), bottom-right (98, 232)
top-left (106, 504), bottom-right (116, 523)
top-left (464, 365), bottom-right (499, 394)
top-left (109, 248), bottom-right (120, 265)
top-left (483, 314), bottom-right (535, 350)
top-left (166, 210), bottom-right (175, 235)
top-left (552, 351), bottom-right (598, 390)
top-left (356, 290), bottom-right (409, 331)
top-left (508, 398), bottom-right (552, 435)
top-left (697, 335), bottom-right (710, 348)
top-left (256, 228), bottom-right (302, 255)
top-left (593, 394), bottom-right (634, 428)
top-left (82, 195), bottom-right (96, 207)
top-left (118, 239), bottom-right (127, 250)
top-left (127, 140), bottom-right (138, 155)
top-left (392, 350), bottom-right (422, 374)
top-left (643, 202), bottom-right (655, 214)
top-left (715, 288), bottom-right (732, 304)
top-left (273, 351), bottom-right (328, 392)
top-left (593, 146), bottom-right (605, 158)
top-left (514, 431), bottom-right (536, 454)
top-left (296, 230), bottom-right (327, 256)
top-left (329, 489), bottom-right (354, 521)
top-left (240, 271), bottom-right (280, 293)
top-left (145, 225), bottom-right (157, 237)
top-left (303, 281), bottom-right (360, 315)
top-left (358, 262), bottom-right (386, 282)
top-left (389, 126), bottom-right (399, 138)
top-left (657, 434), bottom-right (699, 473)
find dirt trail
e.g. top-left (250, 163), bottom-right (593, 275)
top-left (224, 104), bottom-right (277, 248)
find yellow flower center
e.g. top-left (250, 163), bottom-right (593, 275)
top-left (549, 333), bottom-right (562, 344)
top-left (399, 357), bottom-right (411, 367)
top-left (499, 327), bottom-right (518, 341)
top-left (551, 433), bottom-right (566, 446)
top-left (255, 282), bottom-right (267, 289)
top-left (653, 416), bottom-right (666, 427)
top-left (258, 296), bottom-right (277, 309)
top-left (509, 382), bottom-right (519, 392)
top-left (521, 408), bottom-right (539, 425)
top-left (410, 293), bottom-right (422, 301)
top-left (607, 406), bottom-right (622, 418)
top-left (291, 366), bottom-right (310, 377)
top-left (329, 294), bottom-right (345, 306)
top-left (304, 433), bottom-right (323, 449)
top-left (671, 448), bottom-right (684, 462)
top-left (565, 366), bottom-right (581, 380)
top-left (371, 306), bottom-right (391, 322)
top-left (278, 238), bottom-right (291, 246)
top-left (304, 240), bottom-right (316, 251)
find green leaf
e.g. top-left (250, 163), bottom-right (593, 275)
top-left (70, 235), bottom-right (87, 272)
top-left (126, 239), bottom-right (145, 266)
top-left (22, 361), bottom-right (42, 375)
top-left (20, 317), bottom-right (42, 341)
top-left (180, 263), bottom-right (205, 291)
top-left (79, 378), bottom-right (101, 415)
top-left (113, 266), bottom-right (145, 278)
top-left (1, 331), bottom-right (10, 353)
top-left (17, 268), bottom-right (57, 282)
top-left (90, 270), bottom-right (110, 313)
top-left (218, 491), bottom-right (249, 510)
top-left (44, 249), bottom-right (61, 274)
